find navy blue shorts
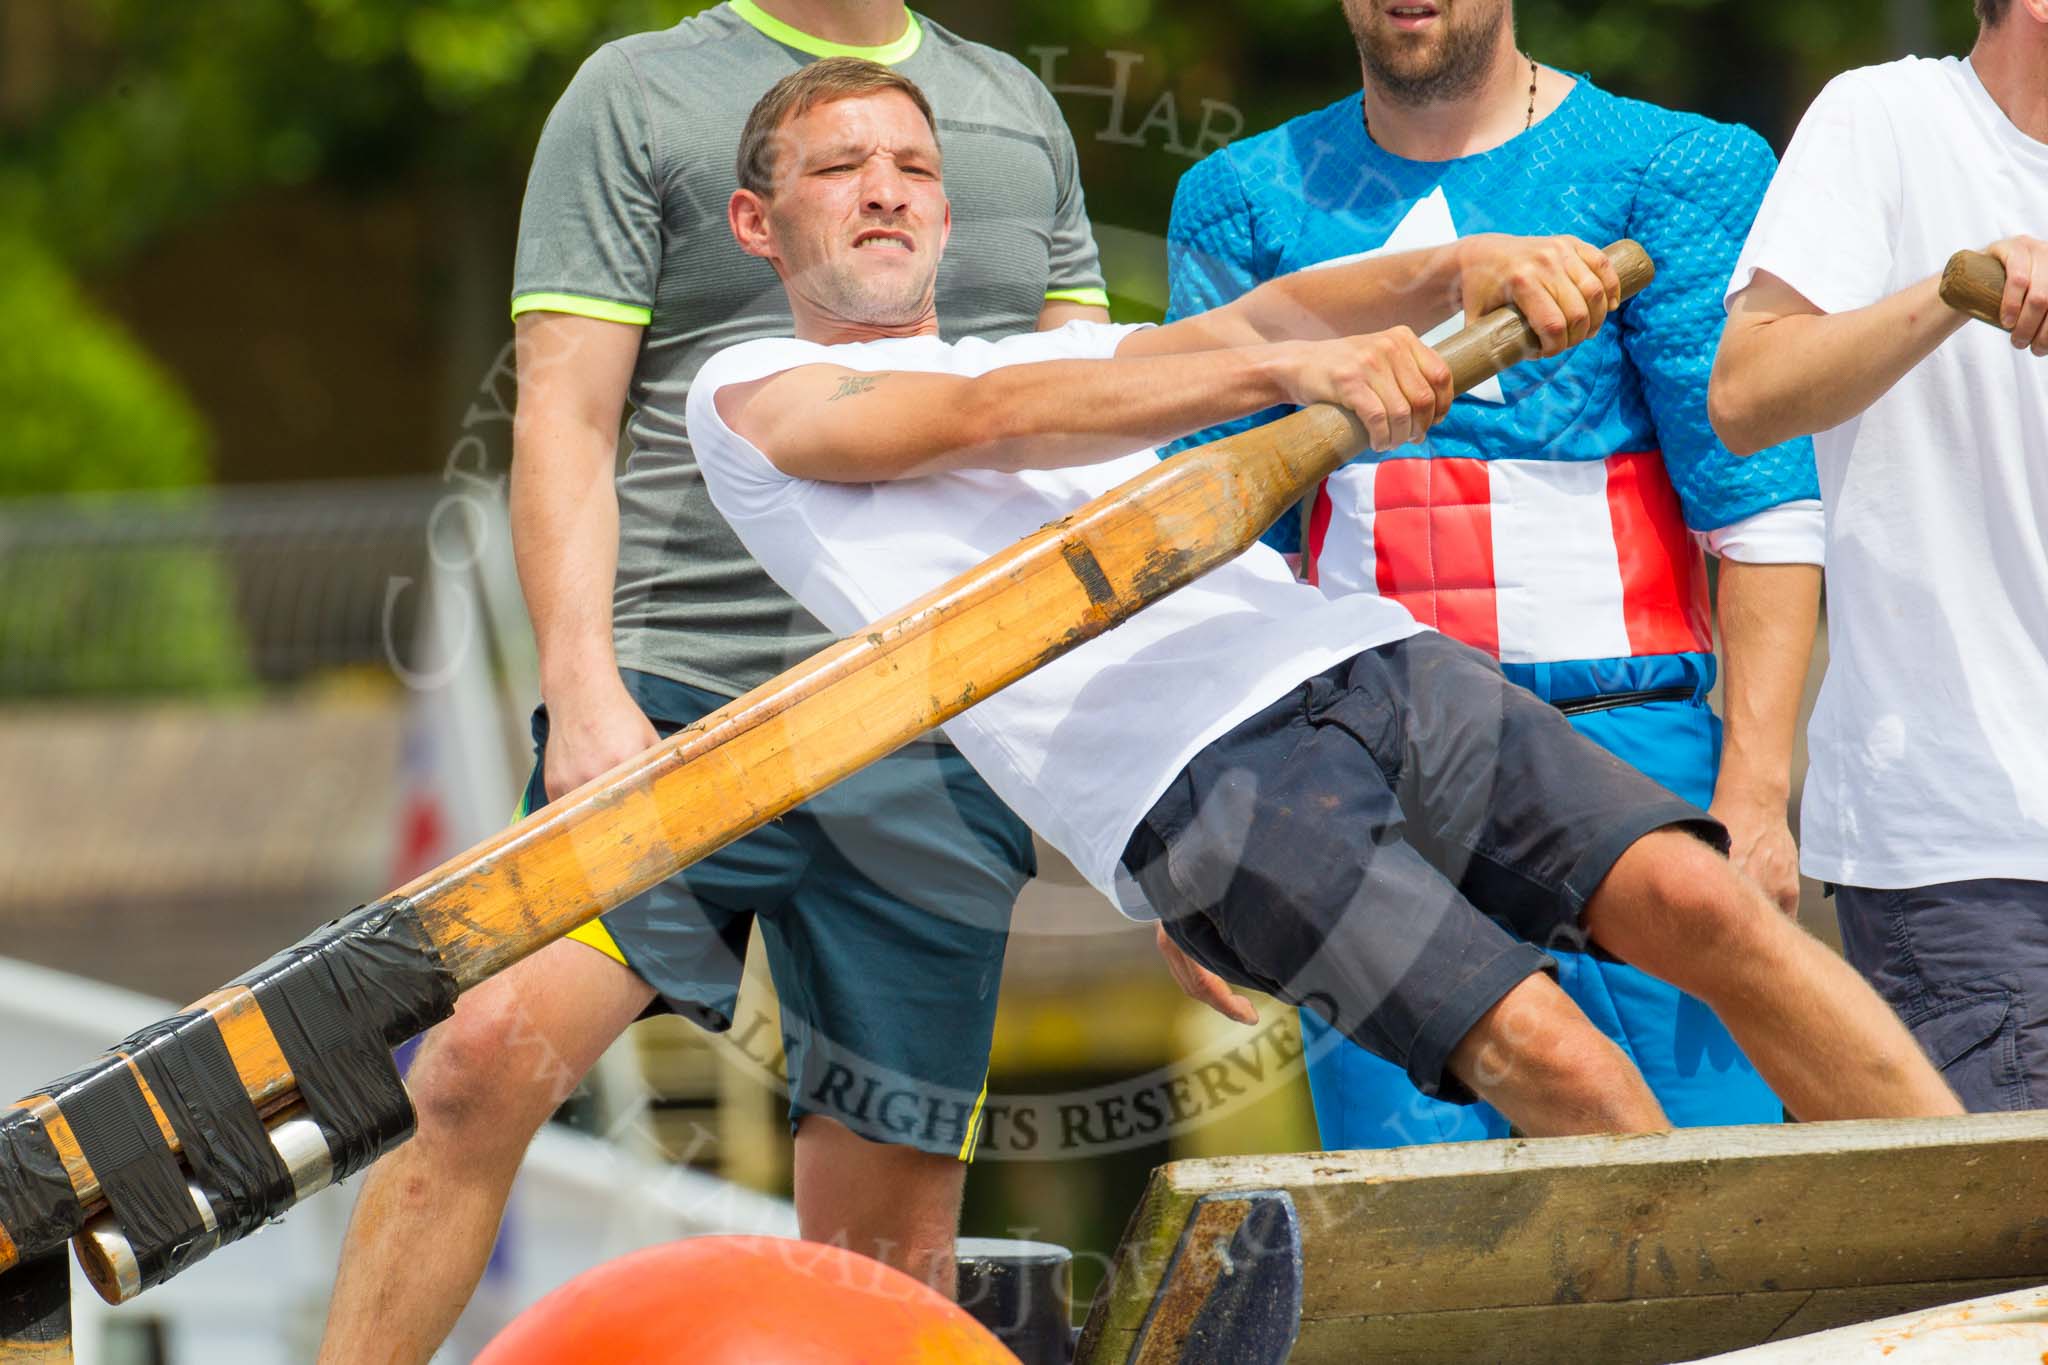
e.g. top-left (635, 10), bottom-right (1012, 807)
top-left (524, 669), bottom-right (1035, 1158)
top-left (1121, 632), bottom-right (1722, 1102)
top-left (1834, 879), bottom-right (2048, 1113)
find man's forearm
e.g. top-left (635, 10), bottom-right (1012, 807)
top-left (1158, 246), bottom-right (1464, 355)
top-left (1234, 244), bottom-right (1464, 345)
top-left (1166, 234), bottom-right (1616, 359)
top-left (1711, 275), bottom-right (1969, 455)
top-left (745, 339), bottom-right (1339, 482)
top-left (1712, 559), bottom-right (1821, 808)
top-left (509, 424), bottom-right (627, 705)
top-left (964, 343), bottom-right (1313, 470)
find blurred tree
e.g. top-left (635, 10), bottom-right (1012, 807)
top-left (0, 226), bottom-right (250, 693)
top-left (0, 0), bottom-right (719, 268)
top-left (0, 227), bottom-right (209, 495)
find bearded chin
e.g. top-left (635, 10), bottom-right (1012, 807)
top-left (1353, 7), bottom-right (1504, 106)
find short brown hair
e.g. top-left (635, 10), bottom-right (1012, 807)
top-left (1977, 0), bottom-right (2010, 24)
top-left (735, 57), bottom-right (940, 196)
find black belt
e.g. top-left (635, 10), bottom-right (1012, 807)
top-left (1549, 685), bottom-right (1697, 717)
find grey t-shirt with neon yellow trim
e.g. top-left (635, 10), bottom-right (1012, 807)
top-left (511, 1), bottom-right (1107, 696)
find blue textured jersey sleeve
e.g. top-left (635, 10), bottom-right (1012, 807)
top-left (1621, 124), bottom-right (1820, 530)
top-left (1161, 148), bottom-right (1301, 552)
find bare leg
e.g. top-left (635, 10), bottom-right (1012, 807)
top-left (315, 939), bottom-right (656, 1365)
top-left (1584, 829), bottom-right (1962, 1121)
top-left (1447, 973), bottom-right (1671, 1136)
top-left (791, 1114), bottom-right (966, 1295)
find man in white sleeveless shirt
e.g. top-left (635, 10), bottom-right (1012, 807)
top-left (1712, 0), bottom-right (2048, 1110)
top-left (693, 58), bottom-right (1962, 1135)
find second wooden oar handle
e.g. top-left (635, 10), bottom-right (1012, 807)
top-left (1435, 239), bottom-right (1656, 394)
top-left (1941, 250), bottom-right (2008, 329)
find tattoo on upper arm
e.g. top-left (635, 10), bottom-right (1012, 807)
top-left (827, 375), bottom-right (880, 401)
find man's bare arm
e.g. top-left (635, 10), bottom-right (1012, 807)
top-left (509, 311), bottom-right (658, 800)
top-left (1709, 560), bottom-right (1821, 914)
top-left (1124, 234), bottom-right (1621, 361)
top-left (1710, 272), bottom-right (1969, 456)
top-left (1711, 238), bottom-right (2046, 456)
top-left (715, 328), bottom-right (1456, 483)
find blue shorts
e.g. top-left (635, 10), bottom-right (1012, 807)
top-left (1298, 649), bottom-right (1784, 1147)
top-left (523, 669), bottom-right (1035, 1159)
top-left (1835, 879), bottom-right (2048, 1113)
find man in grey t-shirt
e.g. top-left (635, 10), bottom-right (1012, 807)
top-left (317, 6), bottom-right (1107, 1359)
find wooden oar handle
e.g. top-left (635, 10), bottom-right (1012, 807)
top-left (1436, 239), bottom-right (1656, 394)
top-left (1941, 250), bottom-right (2008, 329)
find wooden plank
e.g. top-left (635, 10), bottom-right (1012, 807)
top-left (1760, 1277), bottom-right (2048, 1346)
top-left (1076, 1162), bottom-right (1201, 1357)
top-left (1288, 1278), bottom-right (2048, 1364)
top-left (1079, 1115), bottom-right (2048, 1364)
top-left (1702, 1281), bottom-right (2048, 1362)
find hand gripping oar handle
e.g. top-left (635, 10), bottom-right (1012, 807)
top-left (0, 240), bottom-right (1656, 1308)
top-left (1437, 239), bottom-right (1654, 392)
top-left (1940, 250), bottom-right (2009, 330)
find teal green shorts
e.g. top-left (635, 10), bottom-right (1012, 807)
top-left (523, 668), bottom-right (1034, 1159)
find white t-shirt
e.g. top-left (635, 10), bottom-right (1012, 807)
top-left (687, 320), bottom-right (1422, 914)
top-left (1728, 56), bottom-right (2048, 887)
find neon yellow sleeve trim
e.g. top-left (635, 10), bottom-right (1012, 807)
top-left (510, 292), bottom-right (653, 326)
top-left (728, 0), bottom-right (923, 63)
top-left (1044, 287), bottom-right (1111, 309)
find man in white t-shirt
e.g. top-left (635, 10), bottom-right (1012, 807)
top-left (1711, 0), bottom-right (2048, 1110)
top-left (675, 58), bottom-right (1963, 1137)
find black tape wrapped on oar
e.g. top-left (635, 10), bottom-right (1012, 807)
top-left (231, 897), bottom-right (457, 1182)
top-left (0, 895), bottom-right (459, 1292)
top-left (123, 1010), bottom-right (294, 1245)
top-left (39, 1055), bottom-right (208, 1289)
top-left (0, 1110), bottom-right (80, 1265)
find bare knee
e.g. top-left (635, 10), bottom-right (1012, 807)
top-left (1449, 975), bottom-right (1665, 1134)
top-left (1584, 829), bottom-right (1776, 987)
top-left (406, 984), bottom-right (579, 1152)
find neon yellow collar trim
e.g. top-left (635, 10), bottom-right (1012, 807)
top-left (729, 0), bottom-right (923, 64)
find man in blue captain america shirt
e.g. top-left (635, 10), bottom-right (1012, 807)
top-left (1165, 0), bottom-right (1825, 1147)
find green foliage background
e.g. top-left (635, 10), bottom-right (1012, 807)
top-left (0, 226), bottom-right (250, 694)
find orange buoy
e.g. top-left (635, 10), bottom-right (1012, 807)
top-left (475, 1235), bottom-right (1025, 1364)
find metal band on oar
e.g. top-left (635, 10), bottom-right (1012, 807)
top-left (0, 241), bottom-right (1656, 1312)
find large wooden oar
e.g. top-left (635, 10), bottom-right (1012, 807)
top-left (0, 242), bottom-right (1655, 1317)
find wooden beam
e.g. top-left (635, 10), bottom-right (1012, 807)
top-left (1074, 1114), bottom-right (2048, 1365)
top-left (1698, 1280), bottom-right (2048, 1362)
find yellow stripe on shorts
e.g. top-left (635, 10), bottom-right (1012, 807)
top-left (515, 776), bottom-right (630, 967)
top-left (958, 1072), bottom-right (991, 1163)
